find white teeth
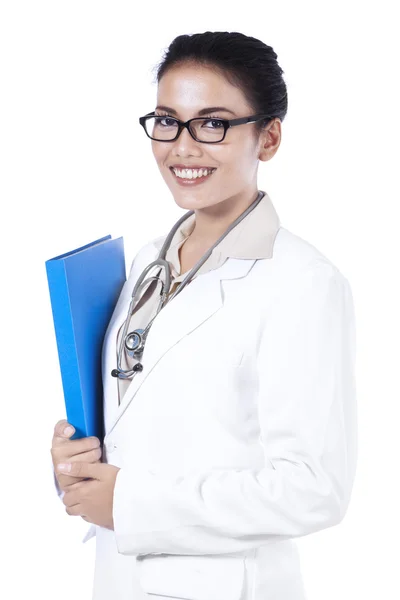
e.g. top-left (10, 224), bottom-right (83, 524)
top-left (172, 167), bottom-right (215, 179)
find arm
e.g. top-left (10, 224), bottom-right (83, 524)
top-left (112, 260), bottom-right (358, 556)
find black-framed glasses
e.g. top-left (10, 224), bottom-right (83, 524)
top-left (139, 111), bottom-right (274, 143)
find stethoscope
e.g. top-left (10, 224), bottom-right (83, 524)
top-left (111, 190), bottom-right (266, 380)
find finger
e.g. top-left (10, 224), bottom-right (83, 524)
top-left (51, 436), bottom-right (101, 463)
top-left (54, 445), bottom-right (102, 465)
top-left (65, 436), bottom-right (102, 456)
top-left (68, 447), bottom-right (103, 463)
top-left (62, 479), bottom-right (87, 504)
top-left (56, 461), bottom-right (101, 480)
top-left (52, 419), bottom-right (76, 446)
top-left (81, 515), bottom-right (91, 523)
top-left (57, 474), bottom-right (93, 491)
top-left (63, 479), bottom-right (89, 492)
top-left (55, 456), bottom-right (102, 492)
top-left (65, 504), bottom-right (82, 517)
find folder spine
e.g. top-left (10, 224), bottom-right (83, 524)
top-left (46, 259), bottom-right (85, 439)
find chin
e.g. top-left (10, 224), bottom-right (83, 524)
top-left (171, 192), bottom-right (222, 212)
top-left (160, 166), bottom-right (221, 209)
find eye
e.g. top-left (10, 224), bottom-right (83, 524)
top-left (202, 115), bottom-right (224, 128)
top-left (154, 113), bottom-right (177, 127)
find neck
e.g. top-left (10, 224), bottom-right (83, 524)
top-left (187, 187), bottom-right (260, 247)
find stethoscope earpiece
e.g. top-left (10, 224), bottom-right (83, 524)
top-left (111, 362), bottom-right (143, 378)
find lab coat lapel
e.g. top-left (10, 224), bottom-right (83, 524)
top-left (104, 256), bottom-right (256, 436)
top-left (101, 239), bottom-right (170, 432)
top-left (101, 278), bottom-right (145, 435)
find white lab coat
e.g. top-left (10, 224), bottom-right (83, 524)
top-left (80, 225), bottom-right (357, 600)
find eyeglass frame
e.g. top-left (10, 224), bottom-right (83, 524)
top-left (139, 111), bottom-right (275, 143)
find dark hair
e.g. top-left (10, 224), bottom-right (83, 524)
top-left (152, 31), bottom-right (288, 138)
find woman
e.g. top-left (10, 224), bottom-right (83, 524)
top-left (52, 31), bottom-right (357, 600)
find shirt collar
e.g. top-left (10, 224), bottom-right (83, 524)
top-left (164, 190), bottom-right (281, 278)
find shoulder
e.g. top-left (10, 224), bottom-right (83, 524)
top-left (258, 225), bottom-right (349, 282)
top-left (274, 226), bottom-right (341, 271)
top-left (247, 226), bottom-right (353, 313)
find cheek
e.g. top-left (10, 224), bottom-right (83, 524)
top-left (217, 140), bottom-right (255, 172)
top-left (151, 142), bottom-right (167, 165)
top-left (221, 153), bottom-right (255, 181)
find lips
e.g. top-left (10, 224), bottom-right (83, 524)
top-left (169, 165), bottom-right (217, 170)
top-left (169, 166), bottom-right (216, 185)
top-left (169, 167), bottom-right (216, 173)
top-left (169, 167), bottom-right (216, 178)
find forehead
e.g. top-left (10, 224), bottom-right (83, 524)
top-left (156, 64), bottom-right (251, 114)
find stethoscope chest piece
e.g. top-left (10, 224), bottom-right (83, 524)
top-left (124, 328), bottom-right (145, 358)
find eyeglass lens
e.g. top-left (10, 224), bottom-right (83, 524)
top-left (145, 116), bottom-right (225, 142)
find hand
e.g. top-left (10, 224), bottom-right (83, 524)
top-left (56, 461), bottom-right (121, 530)
top-left (51, 419), bottom-right (102, 493)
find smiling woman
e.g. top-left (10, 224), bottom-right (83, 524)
top-left (52, 30), bottom-right (357, 600)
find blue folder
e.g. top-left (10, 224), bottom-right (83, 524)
top-left (45, 235), bottom-right (126, 440)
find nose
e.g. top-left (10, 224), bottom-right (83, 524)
top-left (172, 123), bottom-right (201, 153)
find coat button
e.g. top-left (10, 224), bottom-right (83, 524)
top-left (106, 440), bottom-right (116, 453)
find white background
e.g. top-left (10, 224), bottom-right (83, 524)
top-left (1, 1), bottom-right (399, 599)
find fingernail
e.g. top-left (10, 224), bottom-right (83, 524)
top-left (58, 463), bottom-right (71, 472)
top-left (64, 426), bottom-right (74, 436)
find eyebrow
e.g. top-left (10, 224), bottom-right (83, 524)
top-left (155, 105), bottom-right (236, 117)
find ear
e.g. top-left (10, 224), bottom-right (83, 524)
top-left (257, 118), bottom-right (282, 162)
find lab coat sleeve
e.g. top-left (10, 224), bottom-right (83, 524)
top-left (112, 259), bottom-right (358, 556)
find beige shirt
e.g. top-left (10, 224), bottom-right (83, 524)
top-left (116, 189), bottom-right (280, 404)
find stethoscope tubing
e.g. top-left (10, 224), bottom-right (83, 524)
top-left (112, 190), bottom-right (266, 379)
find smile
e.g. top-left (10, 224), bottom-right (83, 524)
top-left (169, 167), bottom-right (217, 186)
